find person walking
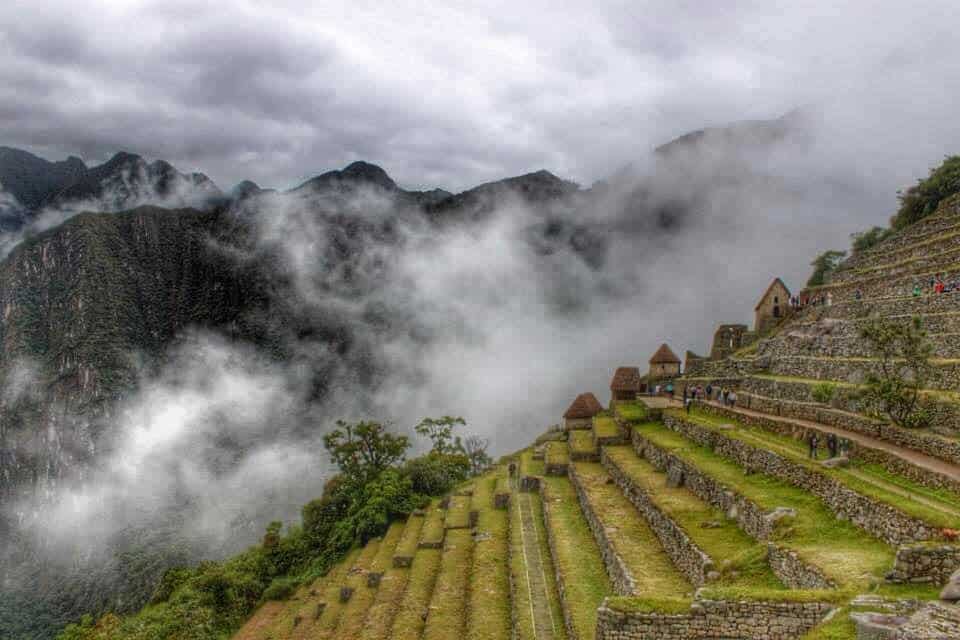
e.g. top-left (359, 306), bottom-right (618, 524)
top-left (729, 390), bottom-right (737, 408)
top-left (666, 382), bottom-right (674, 398)
top-left (839, 437), bottom-right (850, 457)
top-left (827, 433), bottom-right (838, 458)
top-left (913, 283), bottom-right (922, 297)
top-left (705, 383), bottom-right (713, 400)
top-left (808, 432), bottom-right (819, 459)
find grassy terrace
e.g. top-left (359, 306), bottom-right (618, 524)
top-left (393, 513), bottom-right (425, 561)
top-left (602, 446), bottom-right (784, 592)
top-left (334, 524), bottom-right (403, 639)
top-left (750, 372), bottom-right (960, 407)
top-left (445, 494), bottom-right (472, 529)
top-left (541, 474), bottom-right (613, 639)
top-left (634, 420), bottom-right (892, 589)
top-left (422, 529), bottom-right (474, 640)
top-left (678, 408), bottom-right (960, 527)
top-left (592, 414), bottom-right (620, 439)
top-left (315, 540), bottom-right (382, 635)
top-left (568, 429), bottom-right (597, 456)
top-left (420, 501), bottom-right (446, 546)
top-left (466, 474), bottom-right (511, 640)
top-left (390, 547), bottom-right (442, 640)
top-left (360, 521), bottom-right (417, 639)
top-left (572, 462), bottom-right (691, 596)
top-left (510, 487), bottom-right (561, 640)
top-left (614, 400), bottom-right (649, 424)
top-left (545, 440), bottom-right (570, 467)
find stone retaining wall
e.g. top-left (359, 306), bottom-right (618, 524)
top-left (800, 290), bottom-right (960, 323)
top-left (569, 449), bottom-right (600, 463)
top-left (762, 355), bottom-right (960, 392)
top-left (537, 480), bottom-right (580, 640)
top-left (632, 430), bottom-right (834, 589)
top-left (758, 331), bottom-right (960, 360)
top-left (595, 598), bottom-right (833, 640)
top-left (831, 233), bottom-right (960, 284)
top-left (545, 461), bottom-right (570, 476)
top-left (888, 544), bottom-right (960, 585)
top-left (601, 448), bottom-right (715, 586)
top-left (661, 413), bottom-right (939, 545)
top-left (708, 399), bottom-right (960, 494)
top-left (567, 465), bottom-right (637, 595)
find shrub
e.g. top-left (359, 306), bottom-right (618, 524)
top-left (893, 156), bottom-right (960, 229)
top-left (850, 226), bottom-right (892, 254)
top-left (403, 452), bottom-right (470, 496)
top-left (859, 316), bottom-right (934, 428)
top-left (811, 382), bottom-right (837, 404)
top-left (806, 250), bottom-right (846, 287)
top-left (262, 577), bottom-right (299, 601)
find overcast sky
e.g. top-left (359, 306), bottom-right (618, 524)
top-left (2, 1), bottom-right (960, 195)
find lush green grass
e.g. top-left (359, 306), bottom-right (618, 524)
top-left (466, 475), bottom-right (511, 640)
top-left (602, 446), bottom-right (783, 591)
top-left (751, 372), bottom-right (960, 405)
top-left (389, 548), bottom-right (441, 640)
top-left (360, 530), bottom-right (414, 640)
top-left (572, 462), bottom-right (691, 596)
top-left (545, 440), bottom-right (570, 467)
top-left (314, 540), bottom-right (382, 635)
top-left (800, 608), bottom-right (856, 640)
top-left (605, 596), bottom-right (693, 615)
top-left (541, 475), bottom-right (613, 639)
top-left (592, 415), bottom-right (620, 440)
top-left (614, 401), bottom-right (649, 424)
top-left (393, 513), bottom-right (425, 560)
top-left (636, 420), bottom-right (893, 588)
top-left (420, 502), bottom-right (446, 546)
top-left (422, 529), bottom-right (473, 640)
top-left (522, 448), bottom-right (545, 477)
top-left (679, 408), bottom-right (960, 529)
top-left (528, 490), bottom-right (570, 640)
top-left (445, 494), bottom-right (472, 529)
top-left (333, 525), bottom-right (403, 640)
top-left (568, 430), bottom-right (597, 456)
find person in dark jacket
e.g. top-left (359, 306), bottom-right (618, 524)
top-left (808, 433), bottom-right (819, 459)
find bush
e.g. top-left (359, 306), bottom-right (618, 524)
top-left (811, 382), bottom-right (837, 404)
top-left (403, 453), bottom-right (471, 496)
top-left (892, 156), bottom-right (960, 229)
top-left (850, 226), bottom-right (892, 254)
top-left (261, 577), bottom-right (298, 601)
top-left (806, 250), bottom-right (846, 287)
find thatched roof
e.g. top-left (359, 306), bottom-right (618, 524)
top-left (649, 343), bottom-right (680, 364)
top-left (610, 366), bottom-right (642, 391)
top-left (563, 392), bottom-right (603, 419)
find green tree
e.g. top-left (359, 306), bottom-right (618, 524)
top-left (806, 249), bottom-right (846, 287)
top-left (414, 415), bottom-right (466, 454)
top-left (323, 420), bottom-right (410, 483)
top-left (859, 316), bottom-right (934, 428)
top-left (893, 155), bottom-right (960, 229)
top-left (850, 226), bottom-right (892, 254)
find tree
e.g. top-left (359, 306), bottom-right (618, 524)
top-left (414, 416), bottom-right (466, 454)
top-left (859, 315), bottom-right (934, 428)
top-left (850, 226), bottom-right (892, 254)
top-left (463, 435), bottom-right (492, 476)
top-left (323, 420), bottom-right (410, 484)
top-left (806, 250), bottom-right (846, 287)
top-left (893, 155), bottom-right (960, 230)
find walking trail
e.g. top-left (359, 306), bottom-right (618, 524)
top-left (515, 484), bottom-right (559, 640)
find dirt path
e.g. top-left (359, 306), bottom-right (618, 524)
top-left (516, 489), bottom-right (558, 640)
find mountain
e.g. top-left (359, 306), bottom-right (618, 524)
top-left (0, 147), bottom-right (87, 230)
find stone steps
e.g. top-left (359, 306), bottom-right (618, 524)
top-left (600, 445), bottom-right (784, 591)
top-left (568, 460), bottom-right (691, 596)
top-left (662, 409), bottom-right (952, 544)
top-left (629, 421), bottom-right (894, 589)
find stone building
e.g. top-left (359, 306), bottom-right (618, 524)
top-left (648, 343), bottom-right (681, 381)
top-left (710, 324), bottom-right (751, 360)
top-left (755, 278), bottom-right (791, 334)
top-left (562, 392), bottom-right (603, 430)
top-left (609, 366), bottom-right (643, 404)
top-left (684, 350), bottom-right (707, 376)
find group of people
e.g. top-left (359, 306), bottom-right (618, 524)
top-left (914, 273), bottom-right (960, 296)
top-left (682, 383), bottom-right (737, 413)
top-left (796, 291), bottom-right (834, 307)
top-left (806, 431), bottom-right (850, 460)
top-left (652, 382), bottom-right (675, 397)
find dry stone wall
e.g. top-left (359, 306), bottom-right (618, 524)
top-left (661, 413), bottom-right (939, 545)
top-left (759, 331), bottom-right (960, 360)
top-left (601, 448), bottom-right (715, 586)
top-left (831, 234), bottom-right (960, 284)
top-left (761, 354), bottom-right (960, 392)
top-left (888, 544), bottom-right (960, 585)
top-left (595, 598), bottom-right (832, 640)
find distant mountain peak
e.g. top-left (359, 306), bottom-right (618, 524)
top-left (295, 161), bottom-right (397, 193)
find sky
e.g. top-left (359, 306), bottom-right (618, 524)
top-left (2, 1), bottom-right (960, 194)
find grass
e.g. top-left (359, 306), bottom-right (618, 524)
top-left (445, 494), bottom-right (472, 529)
top-left (314, 540), bottom-right (382, 635)
top-left (568, 430), bottom-right (597, 456)
top-left (679, 408), bottom-right (960, 529)
top-left (751, 372), bottom-right (960, 406)
top-left (466, 474), bottom-right (511, 640)
top-left (602, 446), bottom-right (784, 592)
top-left (389, 547), bottom-right (442, 640)
top-left (605, 596), bottom-right (693, 615)
top-left (800, 608), bottom-right (856, 640)
top-left (421, 528), bottom-right (473, 640)
top-left (614, 401), bottom-right (649, 423)
top-left (529, 489), bottom-right (570, 640)
top-left (333, 525), bottom-right (403, 640)
top-left (634, 420), bottom-right (894, 588)
top-left (522, 447), bottom-right (545, 477)
top-left (509, 487), bottom-right (538, 640)
top-left (592, 415), bottom-right (620, 439)
top-left (541, 475), bottom-right (613, 639)
top-left (393, 513), bottom-right (425, 560)
top-left (571, 462), bottom-right (691, 596)
top-left (420, 501), bottom-right (446, 546)
top-left (545, 440), bottom-right (570, 467)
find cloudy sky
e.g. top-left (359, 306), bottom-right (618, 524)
top-left (2, 1), bottom-right (960, 194)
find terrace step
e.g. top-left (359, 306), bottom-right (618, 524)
top-left (332, 523), bottom-right (405, 639)
top-left (466, 473), bottom-right (511, 640)
top-left (761, 354), bottom-right (960, 392)
top-left (360, 517), bottom-right (423, 640)
top-left (545, 440), bottom-right (570, 476)
top-left (312, 540), bottom-right (383, 637)
top-left (830, 236), bottom-right (960, 285)
top-left (568, 429), bottom-right (599, 462)
top-left (389, 545), bottom-right (442, 640)
top-left (757, 331), bottom-right (960, 360)
top-left (422, 527), bottom-right (475, 640)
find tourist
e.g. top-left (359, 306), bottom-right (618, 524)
top-left (854, 289), bottom-right (863, 301)
top-left (839, 437), bottom-right (850, 457)
top-left (936, 277), bottom-right (946, 294)
top-left (666, 382), bottom-right (674, 397)
top-left (685, 393), bottom-right (692, 414)
top-left (705, 383), bottom-right (713, 399)
top-left (913, 283), bottom-right (922, 297)
top-left (808, 432), bottom-right (819, 459)
top-left (509, 461), bottom-right (517, 478)
top-left (728, 390), bottom-right (737, 408)
top-left (826, 292), bottom-right (833, 306)
top-left (827, 433), bottom-right (838, 458)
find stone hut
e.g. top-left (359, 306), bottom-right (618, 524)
top-left (562, 392), bottom-right (603, 430)
top-left (710, 324), bottom-right (750, 360)
top-left (648, 343), bottom-right (681, 381)
top-left (610, 367), bottom-right (642, 405)
top-left (755, 278), bottom-right (791, 334)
